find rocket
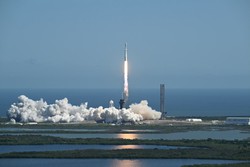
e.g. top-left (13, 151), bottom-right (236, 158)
top-left (119, 43), bottom-right (129, 109)
top-left (124, 43), bottom-right (128, 61)
top-left (123, 43), bottom-right (129, 101)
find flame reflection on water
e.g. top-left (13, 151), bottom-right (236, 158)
top-left (111, 159), bottom-right (143, 167)
top-left (113, 145), bottom-right (143, 149)
top-left (116, 133), bottom-right (140, 139)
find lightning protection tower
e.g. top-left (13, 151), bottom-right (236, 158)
top-left (160, 84), bottom-right (166, 119)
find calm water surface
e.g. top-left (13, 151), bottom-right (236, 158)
top-left (0, 144), bottom-right (186, 153)
top-left (36, 130), bottom-right (249, 140)
top-left (0, 159), bottom-right (246, 167)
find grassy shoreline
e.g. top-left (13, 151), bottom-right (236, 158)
top-left (0, 135), bottom-right (249, 160)
top-left (1, 124), bottom-right (249, 134)
top-left (0, 148), bottom-right (249, 160)
top-left (1, 116), bottom-right (250, 135)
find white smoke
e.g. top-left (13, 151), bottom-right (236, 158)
top-left (8, 95), bottom-right (161, 123)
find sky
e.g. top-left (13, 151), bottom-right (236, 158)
top-left (0, 0), bottom-right (250, 89)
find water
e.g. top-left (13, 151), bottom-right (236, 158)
top-left (0, 88), bottom-right (250, 117)
top-left (0, 159), bottom-right (246, 167)
top-left (3, 130), bottom-right (248, 140)
top-left (0, 144), bottom-right (186, 153)
top-left (42, 130), bottom-right (249, 140)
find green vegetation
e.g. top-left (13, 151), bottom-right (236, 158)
top-left (0, 122), bottom-right (249, 134)
top-left (1, 116), bottom-right (250, 134)
top-left (182, 162), bottom-right (250, 167)
top-left (0, 148), bottom-right (249, 160)
top-left (0, 135), bottom-right (249, 160)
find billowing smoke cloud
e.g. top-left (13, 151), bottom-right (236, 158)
top-left (8, 95), bottom-right (161, 123)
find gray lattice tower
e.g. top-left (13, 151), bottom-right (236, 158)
top-left (160, 84), bottom-right (166, 118)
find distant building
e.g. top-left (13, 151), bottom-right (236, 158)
top-left (26, 122), bottom-right (38, 125)
top-left (225, 117), bottom-right (250, 125)
top-left (186, 118), bottom-right (202, 122)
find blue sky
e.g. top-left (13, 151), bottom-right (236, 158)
top-left (0, 0), bottom-right (249, 89)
